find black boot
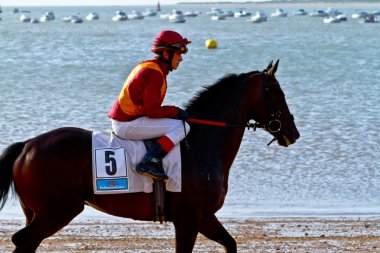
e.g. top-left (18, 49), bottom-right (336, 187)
top-left (136, 143), bottom-right (168, 180)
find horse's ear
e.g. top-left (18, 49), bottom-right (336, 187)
top-left (268, 59), bottom-right (279, 76)
top-left (264, 60), bottom-right (273, 72)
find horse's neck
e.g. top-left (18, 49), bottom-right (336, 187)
top-left (185, 73), bottom-right (260, 187)
top-left (187, 98), bottom-right (250, 187)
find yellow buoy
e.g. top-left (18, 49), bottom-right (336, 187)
top-left (205, 39), bottom-right (217, 49)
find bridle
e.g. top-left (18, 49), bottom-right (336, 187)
top-left (185, 71), bottom-right (284, 146)
top-left (260, 72), bottom-right (283, 133)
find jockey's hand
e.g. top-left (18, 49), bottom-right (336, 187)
top-left (177, 109), bottom-right (189, 120)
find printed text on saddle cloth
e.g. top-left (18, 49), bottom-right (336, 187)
top-left (92, 131), bottom-right (181, 194)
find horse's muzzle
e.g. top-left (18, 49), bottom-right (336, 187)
top-left (277, 127), bottom-right (300, 147)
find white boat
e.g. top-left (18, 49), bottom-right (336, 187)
top-left (293, 9), bottom-right (308, 16)
top-left (30, 18), bottom-right (40, 24)
top-left (271, 8), bottom-right (287, 17)
top-left (360, 14), bottom-right (379, 23)
top-left (169, 10), bottom-right (185, 23)
top-left (336, 14), bottom-right (347, 21)
top-left (112, 11), bottom-right (128, 21)
top-left (207, 8), bottom-right (226, 18)
top-left (206, 8), bottom-right (223, 16)
top-left (128, 10), bottom-right (144, 20)
top-left (86, 12), bottom-right (99, 20)
top-left (250, 11), bottom-right (267, 23)
top-left (62, 15), bottom-right (83, 23)
top-left (326, 8), bottom-right (342, 16)
top-left (234, 9), bottom-right (250, 18)
top-left (70, 16), bottom-right (83, 23)
top-left (62, 16), bottom-right (71, 22)
top-left (352, 11), bottom-right (368, 19)
top-left (143, 8), bottom-right (157, 17)
top-left (211, 13), bottom-right (226, 20)
top-left (40, 11), bottom-right (55, 22)
top-left (183, 11), bottom-right (198, 17)
top-left (323, 16), bottom-right (341, 24)
top-left (19, 14), bottom-right (31, 23)
top-left (309, 9), bottom-right (328, 17)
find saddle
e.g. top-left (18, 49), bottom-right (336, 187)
top-left (92, 131), bottom-right (181, 223)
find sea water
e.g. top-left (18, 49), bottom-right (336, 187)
top-left (0, 4), bottom-right (379, 219)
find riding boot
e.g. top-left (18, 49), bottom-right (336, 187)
top-left (136, 143), bottom-right (169, 180)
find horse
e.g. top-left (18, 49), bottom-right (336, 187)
top-left (0, 60), bottom-right (299, 253)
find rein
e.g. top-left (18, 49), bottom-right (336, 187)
top-left (186, 118), bottom-right (275, 146)
top-left (187, 118), bottom-right (260, 130)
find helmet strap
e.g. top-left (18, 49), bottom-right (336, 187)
top-left (157, 50), bottom-right (174, 71)
top-left (167, 51), bottom-right (175, 72)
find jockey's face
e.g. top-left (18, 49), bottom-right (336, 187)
top-left (163, 51), bottom-right (183, 70)
top-left (171, 51), bottom-right (183, 70)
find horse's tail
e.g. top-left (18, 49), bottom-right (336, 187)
top-left (0, 142), bottom-right (25, 211)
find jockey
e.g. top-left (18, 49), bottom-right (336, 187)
top-left (108, 30), bottom-right (191, 181)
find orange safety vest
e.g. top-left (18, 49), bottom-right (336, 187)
top-left (117, 61), bottom-right (167, 117)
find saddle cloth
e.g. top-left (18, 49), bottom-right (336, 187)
top-left (92, 131), bottom-right (181, 194)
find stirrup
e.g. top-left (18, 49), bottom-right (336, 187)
top-left (136, 162), bottom-right (168, 180)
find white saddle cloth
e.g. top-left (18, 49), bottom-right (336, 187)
top-left (92, 131), bottom-right (181, 194)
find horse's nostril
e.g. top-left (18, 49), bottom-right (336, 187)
top-left (295, 130), bottom-right (300, 140)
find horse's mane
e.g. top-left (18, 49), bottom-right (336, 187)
top-left (185, 71), bottom-right (260, 117)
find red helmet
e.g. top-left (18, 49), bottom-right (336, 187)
top-left (151, 30), bottom-right (191, 54)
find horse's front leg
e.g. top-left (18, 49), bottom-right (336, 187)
top-left (199, 214), bottom-right (237, 253)
top-left (173, 215), bottom-right (201, 253)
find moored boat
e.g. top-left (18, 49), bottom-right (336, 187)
top-left (169, 10), bottom-right (185, 23)
top-left (40, 11), bottom-right (55, 22)
top-left (128, 10), bottom-right (144, 20)
top-left (19, 14), bottom-right (31, 23)
top-left (143, 8), bottom-right (157, 17)
top-left (293, 9), bottom-right (308, 16)
top-left (271, 8), bottom-right (287, 17)
top-left (112, 10), bottom-right (128, 21)
top-left (323, 16), bottom-right (341, 24)
top-left (86, 12), bottom-right (99, 20)
top-left (309, 9), bottom-right (328, 17)
top-left (251, 10), bottom-right (267, 23)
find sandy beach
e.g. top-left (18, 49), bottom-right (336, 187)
top-left (1, 217), bottom-right (380, 252)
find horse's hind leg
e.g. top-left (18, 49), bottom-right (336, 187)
top-left (19, 200), bottom-right (34, 226)
top-left (11, 207), bottom-right (83, 253)
top-left (199, 214), bottom-right (237, 253)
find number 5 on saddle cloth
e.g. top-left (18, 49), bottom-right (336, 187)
top-left (92, 131), bottom-right (182, 195)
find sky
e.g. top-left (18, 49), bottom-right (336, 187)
top-left (1, 0), bottom-right (250, 6)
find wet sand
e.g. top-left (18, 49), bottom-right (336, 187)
top-left (1, 217), bottom-right (380, 252)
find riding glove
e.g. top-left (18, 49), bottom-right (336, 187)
top-left (177, 109), bottom-right (189, 120)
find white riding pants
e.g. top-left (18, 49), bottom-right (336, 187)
top-left (111, 117), bottom-right (190, 146)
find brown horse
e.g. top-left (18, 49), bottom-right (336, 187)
top-left (0, 60), bottom-right (299, 253)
